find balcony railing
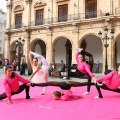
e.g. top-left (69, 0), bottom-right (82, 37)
top-left (115, 7), bottom-right (120, 15)
top-left (80, 11), bottom-right (102, 20)
top-left (13, 11), bottom-right (103, 28)
top-left (11, 23), bottom-right (24, 29)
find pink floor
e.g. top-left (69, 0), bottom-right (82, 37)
top-left (0, 79), bottom-right (120, 120)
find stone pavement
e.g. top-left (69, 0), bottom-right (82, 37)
top-left (0, 69), bottom-right (104, 82)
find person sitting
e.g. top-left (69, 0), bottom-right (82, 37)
top-left (49, 61), bottom-right (57, 77)
top-left (57, 60), bottom-right (66, 78)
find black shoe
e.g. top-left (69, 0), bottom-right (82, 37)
top-left (31, 83), bottom-right (35, 87)
top-left (26, 96), bottom-right (34, 99)
top-left (26, 96), bottom-right (30, 99)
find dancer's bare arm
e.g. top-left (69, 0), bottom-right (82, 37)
top-left (29, 66), bottom-right (41, 80)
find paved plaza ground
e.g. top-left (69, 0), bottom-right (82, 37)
top-left (0, 69), bottom-right (120, 120)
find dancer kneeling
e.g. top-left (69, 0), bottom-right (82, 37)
top-left (0, 65), bottom-right (31, 104)
top-left (95, 65), bottom-right (120, 98)
top-left (30, 81), bottom-right (95, 101)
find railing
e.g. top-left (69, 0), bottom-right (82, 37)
top-left (13, 11), bottom-right (103, 28)
top-left (115, 7), bottom-right (120, 15)
top-left (80, 10), bottom-right (102, 20)
top-left (11, 23), bottom-right (25, 29)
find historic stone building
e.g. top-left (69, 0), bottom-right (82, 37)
top-left (5, 0), bottom-right (120, 72)
top-left (0, 9), bottom-right (6, 60)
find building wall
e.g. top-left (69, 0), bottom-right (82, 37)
top-left (0, 9), bottom-right (6, 60)
top-left (5, 0), bottom-right (120, 72)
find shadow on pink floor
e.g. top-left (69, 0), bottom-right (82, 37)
top-left (0, 80), bottom-right (120, 120)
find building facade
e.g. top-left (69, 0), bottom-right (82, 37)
top-left (5, 0), bottom-right (120, 72)
top-left (0, 9), bottom-right (6, 61)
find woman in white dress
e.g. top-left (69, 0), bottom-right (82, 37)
top-left (28, 50), bottom-right (49, 95)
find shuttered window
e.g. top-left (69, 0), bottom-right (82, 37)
top-left (85, 0), bottom-right (97, 19)
top-left (58, 4), bottom-right (68, 22)
top-left (15, 13), bottom-right (22, 28)
top-left (36, 9), bottom-right (44, 25)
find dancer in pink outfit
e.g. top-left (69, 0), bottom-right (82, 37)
top-left (0, 66), bottom-right (31, 104)
top-left (76, 48), bottom-right (96, 95)
top-left (28, 50), bottom-right (49, 95)
top-left (94, 65), bottom-right (120, 98)
top-left (30, 81), bottom-right (95, 101)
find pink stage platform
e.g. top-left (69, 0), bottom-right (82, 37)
top-left (0, 79), bottom-right (120, 120)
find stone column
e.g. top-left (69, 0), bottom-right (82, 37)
top-left (25, 0), bottom-right (31, 27)
top-left (6, 0), bottom-right (12, 29)
top-left (4, 33), bottom-right (10, 60)
top-left (23, 30), bottom-right (31, 66)
top-left (46, 31), bottom-right (53, 64)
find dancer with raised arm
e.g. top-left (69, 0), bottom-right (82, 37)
top-left (30, 81), bottom-right (95, 101)
top-left (94, 65), bottom-right (120, 98)
top-left (0, 65), bottom-right (31, 104)
top-left (76, 48), bottom-right (96, 95)
top-left (28, 50), bottom-right (49, 95)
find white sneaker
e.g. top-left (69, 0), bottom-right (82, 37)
top-left (39, 93), bottom-right (45, 95)
top-left (96, 82), bottom-right (103, 86)
top-left (94, 96), bottom-right (100, 99)
top-left (83, 92), bottom-right (89, 95)
top-left (63, 77), bottom-right (67, 80)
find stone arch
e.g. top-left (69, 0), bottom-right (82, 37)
top-left (30, 38), bottom-right (47, 58)
top-left (53, 35), bottom-right (73, 47)
top-left (10, 41), bottom-right (17, 63)
top-left (52, 36), bottom-right (72, 65)
top-left (79, 33), bottom-right (101, 46)
top-left (14, 4), bottom-right (24, 12)
top-left (79, 33), bottom-right (103, 73)
top-left (113, 32), bottom-right (120, 69)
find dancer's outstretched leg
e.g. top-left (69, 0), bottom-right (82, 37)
top-left (31, 81), bottom-right (62, 87)
top-left (31, 81), bottom-right (95, 87)
top-left (0, 84), bottom-right (30, 100)
top-left (66, 81), bottom-right (95, 87)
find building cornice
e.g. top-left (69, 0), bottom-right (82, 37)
top-left (56, 0), bottom-right (70, 3)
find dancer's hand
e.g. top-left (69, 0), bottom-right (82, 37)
top-left (76, 48), bottom-right (83, 52)
top-left (27, 83), bottom-right (31, 86)
top-left (92, 77), bottom-right (97, 83)
top-left (7, 100), bottom-right (13, 104)
top-left (27, 49), bottom-right (31, 52)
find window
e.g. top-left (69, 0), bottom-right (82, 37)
top-left (58, 4), bottom-right (68, 22)
top-left (85, 0), bottom-right (97, 19)
top-left (15, 13), bottom-right (22, 28)
top-left (36, 9), bottom-right (44, 25)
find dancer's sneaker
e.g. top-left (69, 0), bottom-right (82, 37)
top-left (94, 96), bottom-right (100, 98)
top-left (83, 91), bottom-right (89, 95)
top-left (94, 96), bottom-right (103, 98)
top-left (39, 93), bottom-right (45, 95)
top-left (62, 77), bottom-right (67, 80)
top-left (26, 96), bottom-right (34, 99)
top-left (96, 82), bottom-right (103, 86)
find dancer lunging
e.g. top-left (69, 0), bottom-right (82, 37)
top-left (30, 81), bottom-right (95, 101)
top-left (0, 65), bottom-right (31, 104)
top-left (76, 48), bottom-right (96, 95)
top-left (95, 65), bottom-right (120, 98)
top-left (28, 50), bottom-right (49, 95)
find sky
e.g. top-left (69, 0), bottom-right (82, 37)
top-left (0, 0), bottom-right (7, 12)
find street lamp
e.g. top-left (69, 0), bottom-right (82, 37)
top-left (16, 37), bottom-right (25, 71)
top-left (98, 28), bottom-right (114, 74)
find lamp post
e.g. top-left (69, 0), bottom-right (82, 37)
top-left (98, 28), bottom-right (114, 74)
top-left (16, 37), bottom-right (25, 71)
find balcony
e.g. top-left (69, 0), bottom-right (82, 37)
top-left (11, 11), bottom-right (102, 29)
top-left (115, 7), bottom-right (120, 15)
top-left (31, 10), bottom-right (102, 27)
top-left (11, 23), bottom-right (24, 29)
